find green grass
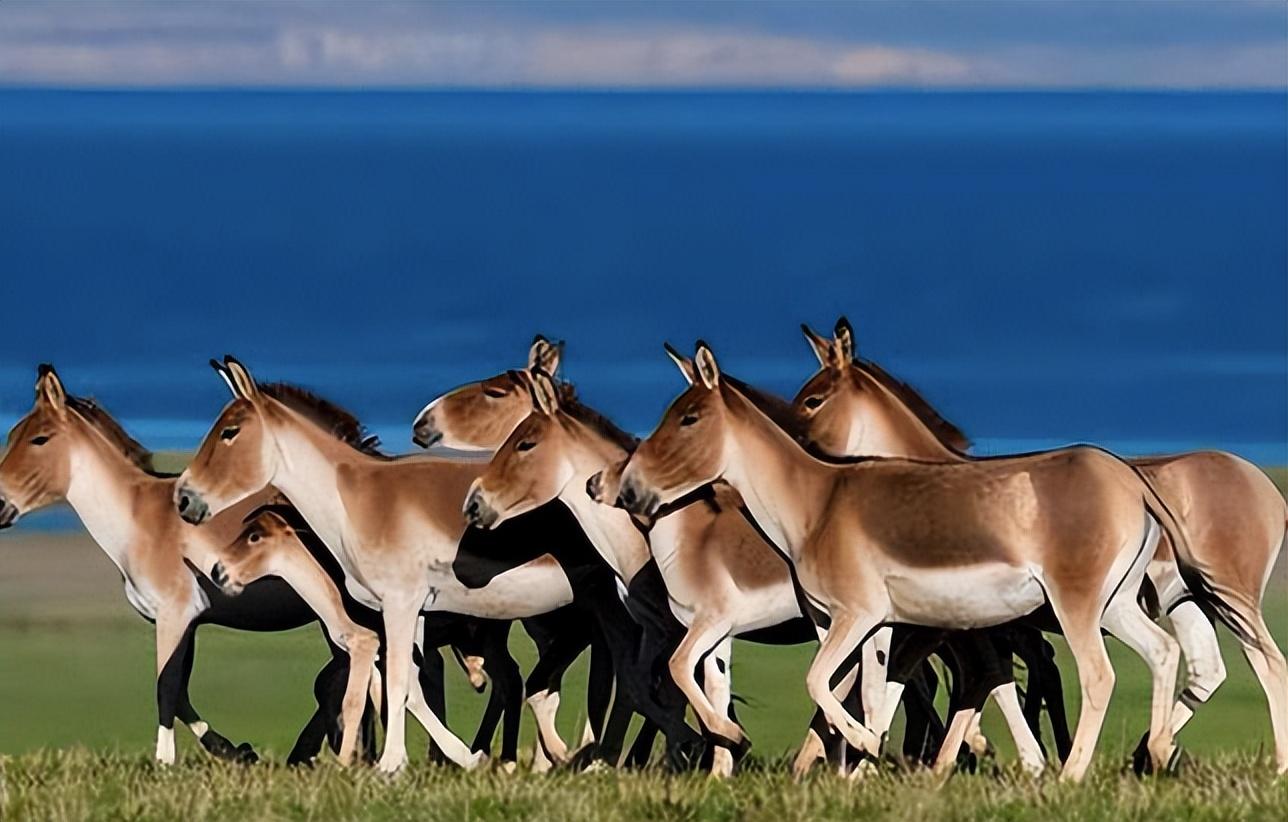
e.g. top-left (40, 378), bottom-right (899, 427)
top-left (1, 750), bottom-right (1285, 821)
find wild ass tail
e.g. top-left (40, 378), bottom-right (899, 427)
top-left (1130, 464), bottom-right (1264, 653)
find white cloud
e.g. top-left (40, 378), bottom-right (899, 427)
top-left (0, 1), bottom-right (1282, 88)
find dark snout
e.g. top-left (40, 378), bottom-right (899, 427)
top-left (615, 476), bottom-right (658, 517)
top-left (412, 416), bottom-right (443, 449)
top-left (210, 562), bottom-right (244, 596)
top-left (586, 471), bottom-right (605, 504)
top-left (0, 496), bottom-right (19, 530)
top-left (462, 487), bottom-right (498, 529)
top-left (175, 484), bottom-right (211, 525)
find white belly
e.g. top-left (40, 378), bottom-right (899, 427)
top-left (885, 563), bottom-right (1045, 629)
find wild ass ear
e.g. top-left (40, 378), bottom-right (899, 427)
top-left (800, 323), bottom-right (834, 367)
top-left (527, 368), bottom-right (561, 416)
top-left (35, 364), bottom-right (67, 413)
top-left (663, 342), bottom-right (696, 385)
top-left (528, 335), bottom-right (564, 376)
top-left (693, 340), bottom-right (721, 390)
top-left (222, 355), bottom-right (260, 400)
top-left (833, 316), bottom-right (855, 363)
top-left (210, 358), bottom-right (239, 398)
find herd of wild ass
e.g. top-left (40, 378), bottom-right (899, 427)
top-left (0, 319), bottom-right (1283, 782)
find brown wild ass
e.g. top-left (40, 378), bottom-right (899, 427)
top-left (614, 341), bottom-right (1230, 781)
top-left (793, 317), bottom-right (1288, 773)
top-left (637, 345), bottom-right (1064, 776)
top-left (0, 366), bottom-right (376, 765)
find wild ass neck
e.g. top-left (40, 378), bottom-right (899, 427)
top-left (849, 372), bottom-right (962, 461)
top-left (559, 485), bottom-right (651, 584)
top-left (261, 404), bottom-right (368, 578)
top-left (719, 390), bottom-right (833, 564)
top-left (63, 428), bottom-right (147, 572)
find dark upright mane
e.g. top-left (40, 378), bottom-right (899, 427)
top-left (65, 395), bottom-right (174, 477)
top-left (857, 360), bottom-right (972, 453)
top-left (722, 375), bottom-right (809, 443)
top-left (555, 382), bottom-right (639, 452)
top-left (259, 383), bottom-right (386, 457)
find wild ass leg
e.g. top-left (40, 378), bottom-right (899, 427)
top-left (287, 647), bottom-right (356, 765)
top-left (582, 629), bottom-right (613, 751)
top-left (703, 639), bottom-right (736, 777)
top-left (1055, 613), bottom-right (1116, 783)
top-left (405, 666), bottom-right (483, 769)
top-left (1240, 612), bottom-right (1288, 774)
top-left (523, 627), bottom-right (590, 768)
top-left (414, 642), bottom-right (449, 764)
top-left (991, 682), bottom-right (1046, 775)
top-left (980, 631), bottom-right (1046, 775)
top-left (1054, 516), bottom-right (1165, 782)
top-left (1012, 628), bottom-right (1070, 763)
top-left (600, 611), bottom-right (704, 770)
top-left (805, 613), bottom-right (882, 757)
top-left (376, 598), bottom-right (422, 774)
top-left (1101, 597), bottom-right (1181, 773)
top-left (272, 551), bottom-right (379, 766)
top-left (623, 718), bottom-right (661, 768)
top-left (172, 630), bottom-right (258, 763)
top-left (154, 607), bottom-right (203, 766)
top-left (668, 617), bottom-right (742, 748)
top-left (1133, 558), bottom-right (1226, 772)
top-left (478, 623), bottom-right (524, 770)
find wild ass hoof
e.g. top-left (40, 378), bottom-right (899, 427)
top-left (198, 729), bottom-right (242, 761)
top-left (234, 742), bottom-right (259, 765)
top-left (565, 743), bottom-right (598, 771)
top-left (1130, 732), bottom-right (1152, 777)
top-left (664, 736), bottom-right (707, 773)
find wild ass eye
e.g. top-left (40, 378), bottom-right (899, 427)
top-left (220, 426), bottom-right (240, 441)
top-left (30, 434), bottom-right (51, 446)
top-left (483, 386), bottom-right (509, 398)
top-left (803, 396), bottom-right (824, 410)
top-left (516, 441), bottom-right (536, 452)
top-left (248, 531), bottom-right (261, 543)
top-left (680, 415), bottom-right (698, 427)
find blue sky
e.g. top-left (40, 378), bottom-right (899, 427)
top-left (0, 0), bottom-right (1284, 89)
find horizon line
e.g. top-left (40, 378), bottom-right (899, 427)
top-left (1, 84), bottom-right (1284, 96)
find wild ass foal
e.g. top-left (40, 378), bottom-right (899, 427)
top-left (209, 502), bottom-right (542, 769)
top-left (794, 317), bottom-right (1288, 773)
top-left (617, 342), bottom-right (1205, 781)
top-left (173, 357), bottom-right (704, 772)
top-left (0, 366), bottom-right (376, 765)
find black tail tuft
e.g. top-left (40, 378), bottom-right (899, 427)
top-left (1174, 561), bottom-right (1262, 652)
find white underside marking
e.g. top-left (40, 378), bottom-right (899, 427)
top-left (885, 563), bottom-right (1046, 628)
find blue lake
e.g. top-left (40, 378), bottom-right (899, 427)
top-left (1, 89), bottom-right (1284, 524)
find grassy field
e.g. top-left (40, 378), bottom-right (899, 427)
top-left (0, 465), bottom-right (1283, 819)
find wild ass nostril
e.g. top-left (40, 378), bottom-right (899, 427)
top-left (586, 472), bottom-right (602, 501)
top-left (211, 563), bottom-right (228, 588)
top-left (617, 484), bottom-right (637, 508)
top-left (177, 493), bottom-right (190, 513)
